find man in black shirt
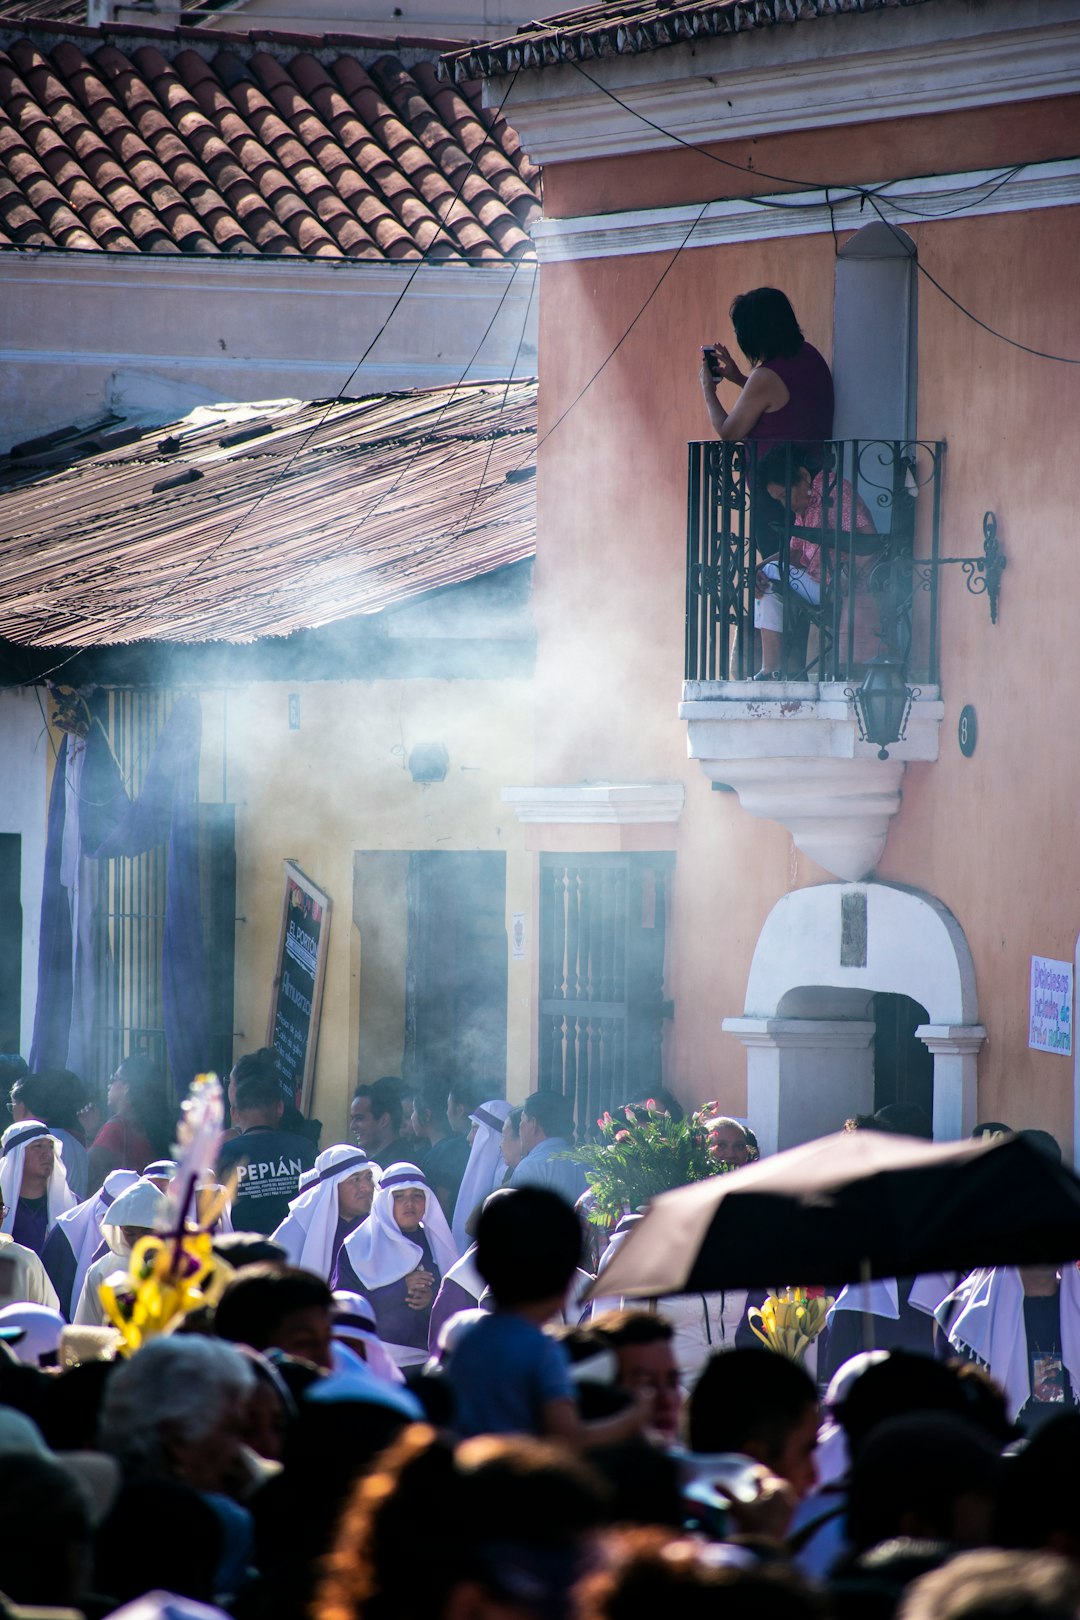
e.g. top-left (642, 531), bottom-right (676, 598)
top-left (410, 1078), bottom-right (470, 1220)
top-left (218, 1071), bottom-right (315, 1234)
top-left (349, 1078), bottom-right (417, 1172)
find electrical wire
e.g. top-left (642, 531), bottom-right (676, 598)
top-left (441, 252), bottom-right (538, 547)
top-left (556, 58), bottom-right (1080, 364)
top-left (277, 251), bottom-right (535, 589)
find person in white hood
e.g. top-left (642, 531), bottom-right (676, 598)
top-left (270, 1147), bottom-right (376, 1281)
top-left (0, 1121), bottom-right (78, 1257)
top-left (73, 1178), bottom-right (168, 1327)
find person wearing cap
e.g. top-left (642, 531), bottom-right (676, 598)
top-left (72, 1176), bottom-right (167, 1326)
top-left (331, 1164), bottom-right (458, 1368)
top-left (451, 1098), bottom-right (513, 1251)
top-left (0, 1302), bottom-right (67, 1368)
top-left (41, 1167), bottom-right (140, 1319)
top-left (270, 1146), bottom-right (377, 1281)
top-left (0, 1119), bottom-right (78, 1257)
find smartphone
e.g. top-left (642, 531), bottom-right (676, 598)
top-left (702, 345), bottom-right (722, 380)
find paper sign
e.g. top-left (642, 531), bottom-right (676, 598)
top-left (1029, 955), bottom-right (1073, 1056)
top-left (511, 912), bottom-right (526, 960)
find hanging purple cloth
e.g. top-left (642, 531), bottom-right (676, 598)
top-left (29, 735), bottom-right (74, 1072)
top-left (29, 696), bottom-right (211, 1098)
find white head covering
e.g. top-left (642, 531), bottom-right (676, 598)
top-left (451, 1100), bottom-right (513, 1251)
top-left (947, 1263), bottom-right (1080, 1420)
top-left (100, 1178), bottom-right (169, 1255)
top-left (143, 1160), bottom-right (180, 1188)
top-left (338, 1163), bottom-right (458, 1292)
top-left (271, 1146), bottom-right (377, 1280)
top-left (331, 1290), bottom-right (405, 1384)
top-left (0, 1121), bottom-right (78, 1234)
top-left (52, 1168), bottom-right (140, 1313)
top-left (0, 1303), bottom-right (66, 1367)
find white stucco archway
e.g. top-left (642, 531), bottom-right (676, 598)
top-left (723, 882), bottom-right (984, 1151)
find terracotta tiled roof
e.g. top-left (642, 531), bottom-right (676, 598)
top-left (0, 21), bottom-right (540, 256)
top-left (0, 380), bottom-right (537, 645)
top-left (443, 0), bottom-right (939, 81)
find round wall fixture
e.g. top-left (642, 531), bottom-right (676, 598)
top-left (958, 705), bottom-right (977, 758)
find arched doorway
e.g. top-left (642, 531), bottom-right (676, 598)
top-left (723, 882), bottom-right (984, 1151)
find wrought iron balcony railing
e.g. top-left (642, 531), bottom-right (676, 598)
top-left (685, 439), bottom-right (947, 686)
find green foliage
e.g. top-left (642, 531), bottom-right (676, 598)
top-left (562, 1102), bottom-right (735, 1223)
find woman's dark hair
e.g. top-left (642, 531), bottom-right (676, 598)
top-left (506, 1107), bottom-right (522, 1136)
top-left (116, 1054), bottom-right (175, 1155)
top-left (314, 1426), bottom-right (604, 1620)
top-left (730, 287), bottom-right (803, 364)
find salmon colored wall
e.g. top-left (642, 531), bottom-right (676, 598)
top-left (542, 97), bottom-right (1080, 218)
top-left (534, 235), bottom-right (838, 1118)
top-left (874, 201), bottom-right (1080, 1148)
top-left (532, 106), bottom-right (1080, 1143)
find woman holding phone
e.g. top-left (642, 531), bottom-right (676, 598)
top-left (699, 286), bottom-right (833, 444)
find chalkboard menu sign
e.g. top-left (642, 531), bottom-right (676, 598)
top-left (266, 861), bottom-right (332, 1115)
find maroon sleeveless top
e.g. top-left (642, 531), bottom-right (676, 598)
top-left (750, 341), bottom-right (834, 444)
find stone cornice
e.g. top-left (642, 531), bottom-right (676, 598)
top-left (533, 158), bottom-right (1080, 264)
top-left (488, 2), bottom-right (1080, 165)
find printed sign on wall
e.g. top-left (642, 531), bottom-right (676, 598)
top-left (1029, 955), bottom-right (1073, 1056)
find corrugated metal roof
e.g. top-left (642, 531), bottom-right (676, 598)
top-left (442, 0), bottom-right (939, 82)
top-left (0, 21), bottom-right (540, 257)
top-left (0, 381), bottom-right (536, 646)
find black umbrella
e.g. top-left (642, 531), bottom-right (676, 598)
top-left (583, 1129), bottom-right (1080, 1299)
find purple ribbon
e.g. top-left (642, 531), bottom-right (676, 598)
top-left (314, 1153), bottom-right (371, 1188)
top-left (473, 1106), bottom-right (506, 1134)
top-left (1, 1124), bottom-right (50, 1158)
top-left (380, 1168), bottom-right (430, 1192)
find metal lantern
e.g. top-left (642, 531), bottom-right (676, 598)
top-left (851, 657), bottom-right (915, 761)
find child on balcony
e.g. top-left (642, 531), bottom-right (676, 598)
top-left (753, 448), bottom-right (879, 679)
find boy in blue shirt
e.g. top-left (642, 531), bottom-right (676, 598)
top-left (447, 1186), bottom-right (648, 1449)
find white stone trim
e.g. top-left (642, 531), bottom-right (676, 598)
top-left (681, 685), bottom-right (943, 881)
top-left (533, 158), bottom-right (1080, 265)
top-left (501, 782), bottom-right (685, 823)
top-left (915, 1024), bottom-right (987, 1140)
top-left (490, 2), bottom-right (1080, 164)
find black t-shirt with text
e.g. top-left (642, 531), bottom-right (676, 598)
top-left (218, 1126), bottom-right (316, 1235)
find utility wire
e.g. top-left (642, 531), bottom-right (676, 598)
top-left (557, 59), bottom-right (1080, 364)
top-left (14, 69), bottom-right (526, 684)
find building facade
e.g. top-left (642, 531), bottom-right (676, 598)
top-left (446, 0), bottom-right (1080, 1152)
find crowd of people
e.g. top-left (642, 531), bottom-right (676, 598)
top-left (0, 1047), bottom-right (1077, 1620)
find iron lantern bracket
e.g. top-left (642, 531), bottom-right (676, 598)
top-left (932, 511), bottom-right (1006, 625)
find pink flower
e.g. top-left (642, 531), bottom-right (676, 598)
top-left (614, 1130), bottom-right (631, 1143)
top-left (623, 1107), bottom-right (638, 1123)
top-left (645, 1098), bottom-right (658, 1111)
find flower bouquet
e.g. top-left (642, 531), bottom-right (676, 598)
top-left (562, 1099), bottom-right (743, 1225)
top-left (99, 1073), bottom-right (235, 1354)
top-left (746, 1287), bottom-right (834, 1365)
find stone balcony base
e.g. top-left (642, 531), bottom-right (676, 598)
top-left (680, 679), bottom-right (944, 880)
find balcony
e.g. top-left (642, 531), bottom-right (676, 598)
top-left (680, 439), bottom-right (947, 880)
